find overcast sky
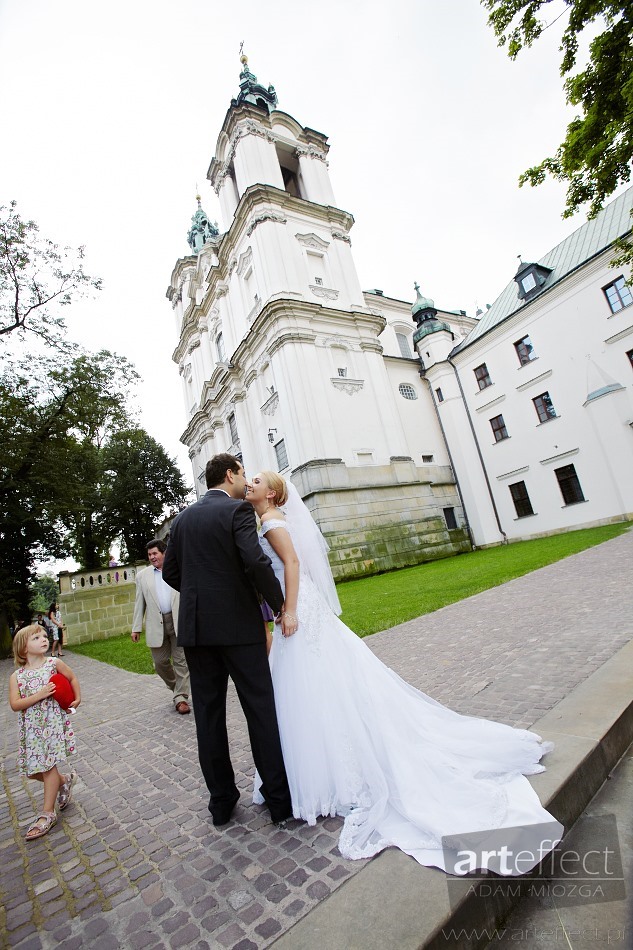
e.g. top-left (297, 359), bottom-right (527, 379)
top-left (1, 0), bottom-right (599, 487)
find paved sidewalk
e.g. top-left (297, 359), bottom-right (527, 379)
top-left (1, 529), bottom-right (632, 950)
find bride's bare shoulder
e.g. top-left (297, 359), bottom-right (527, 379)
top-left (261, 510), bottom-right (287, 527)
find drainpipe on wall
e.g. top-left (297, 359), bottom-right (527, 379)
top-left (447, 356), bottom-right (507, 544)
top-left (420, 371), bottom-right (475, 550)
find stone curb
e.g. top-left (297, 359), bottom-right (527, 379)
top-left (271, 638), bottom-right (633, 949)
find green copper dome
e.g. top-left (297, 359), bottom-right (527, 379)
top-left (413, 318), bottom-right (452, 346)
top-left (187, 196), bottom-right (219, 255)
top-left (411, 281), bottom-right (436, 319)
top-left (235, 54), bottom-right (278, 113)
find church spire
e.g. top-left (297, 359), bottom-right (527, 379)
top-left (235, 49), bottom-right (278, 113)
top-left (186, 194), bottom-right (219, 255)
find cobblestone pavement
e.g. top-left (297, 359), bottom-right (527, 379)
top-left (1, 529), bottom-right (632, 950)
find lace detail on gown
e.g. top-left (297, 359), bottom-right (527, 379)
top-left (255, 518), bottom-right (560, 873)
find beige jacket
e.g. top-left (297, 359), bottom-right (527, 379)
top-left (132, 566), bottom-right (180, 648)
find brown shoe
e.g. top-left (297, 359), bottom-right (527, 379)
top-left (175, 701), bottom-right (191, 715)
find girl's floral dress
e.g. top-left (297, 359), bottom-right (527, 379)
top-left (16, 657), bottom-right (76, 776)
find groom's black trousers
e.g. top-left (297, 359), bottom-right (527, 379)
top-left (184, 643), bottom-right (291, 822)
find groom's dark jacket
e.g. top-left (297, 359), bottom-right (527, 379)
top-left (162, 489), bottom-right (283, 647)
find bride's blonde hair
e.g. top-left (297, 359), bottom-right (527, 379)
top-left (261, 471), bottom-right (288, 506)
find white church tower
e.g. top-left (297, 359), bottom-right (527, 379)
top-left (167, 56), bottom-right (472, 577)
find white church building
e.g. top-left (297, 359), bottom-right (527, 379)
top-left (167, 58), bottom-right (633, 574)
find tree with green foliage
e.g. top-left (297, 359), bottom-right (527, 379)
top-left (101, 428), bottom-right (191, 562)
top-left (0, 200), bottom-right (101, 345)
top-left (29, 573), bottom-right (59, 613)
top-left (482, 0), bottom-right (633, 238)
top-left (0, 349), bottom-right (138, 620)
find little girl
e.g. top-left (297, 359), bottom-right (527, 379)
top-left (9, 624), bottom-right (80, 840)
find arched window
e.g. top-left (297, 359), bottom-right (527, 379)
top-left (396, 332), bottom-right (413, 358)
top-left (216, 333), bottom-right (225, 362)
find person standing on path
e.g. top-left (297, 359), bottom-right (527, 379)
top-left (9, 624), bottom-right (80, 840)
top-left (132, 539), bottom-right (191, 715)
top-left (162, 453), bottom-right (292, 828)
top-left (48, 602), bottom-right (64, 657)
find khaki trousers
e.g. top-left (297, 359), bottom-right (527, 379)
top-left (150, 612), bottom-right (190, 706)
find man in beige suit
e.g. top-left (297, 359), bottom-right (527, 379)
top-left (132, 539), bottom-right (191, 714)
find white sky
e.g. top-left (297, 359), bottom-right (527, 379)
top-left (1, 0), bottom-right (598, 488)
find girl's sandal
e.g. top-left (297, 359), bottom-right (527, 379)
top-left (58, 770), bottom-right (77, 811)
top-left (25, 811), bottom-right (57, 840)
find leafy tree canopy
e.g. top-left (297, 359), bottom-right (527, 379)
top-left (482, 0), bottom-right (633, 221)
top-left (29, 573), bottom-right (59, 614)
top-left (0, 200), bottom-right (101, 345)
top-left (102, 428), bottom-right (191, 562)
top-left (0, 349), bottom-right (138, 616)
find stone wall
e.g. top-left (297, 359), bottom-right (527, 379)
top-left (60, 577), bottom-right (137, 645)
top-left (292, 458), bottom-right (472, 580)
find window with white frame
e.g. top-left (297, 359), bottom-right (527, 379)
top-left (603, 276), bottom-right (633, 314)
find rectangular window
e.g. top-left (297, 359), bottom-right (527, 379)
top-left (422, 454), bottom-right (434, 463)
top-left (627, 348), bottom-right (633, 369)
top-left (555, 464), bottom-right (585, 505)
top-left (603, 276), bottom-right (633, 314)
top-left (443, 507), bottom-right (457, 530)
top-left (337, 367), bottom-right (347, 378)
top-left (228, 412), bottom-right (240, 449)
top-left (509, 481), bottom-right (534, 518)
top-left (274, 439), bottom-right (289, 471)
top-left (514, 335), bottom-right (536, 366)
top-left (533, 391), bottom-right (557, 423)
top-left (473, 363), bottom-right (492, 390)
top-left (396, 332), bottom-right (413, 358)
top-left (435, 387), bottom-right (444, 402)
top-left (490, 414), bottom-right (509, 442)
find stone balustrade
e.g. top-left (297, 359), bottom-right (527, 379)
top-left (58, 563), bottom-right (143, 645)
top-left (59, 565), bottom-right (139, 594)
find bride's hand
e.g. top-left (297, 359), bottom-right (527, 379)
top-left (281, 611), bottom-right (299, 638)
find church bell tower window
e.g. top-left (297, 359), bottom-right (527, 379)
top-left (276, 144), bottom-right (304, 199)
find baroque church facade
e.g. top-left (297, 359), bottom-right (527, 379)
top-left (167, 58), bottom-right (633, 575)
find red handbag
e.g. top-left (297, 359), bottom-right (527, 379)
top-left (50, 672), bottom-right (75, 710)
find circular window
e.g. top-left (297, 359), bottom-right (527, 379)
top-left (398, 383), bottom-right (418, 400)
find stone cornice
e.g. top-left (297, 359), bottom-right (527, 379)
top-left (171, 184), bottom-right (356, 362)
top-left (208, 103), bottom-right (330, 189)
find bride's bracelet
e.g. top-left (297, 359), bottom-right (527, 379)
top-left (282, 612), bottom-right (298, 623)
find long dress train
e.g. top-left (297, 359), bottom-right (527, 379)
top-left (253, 519), bottom-right (562, 875)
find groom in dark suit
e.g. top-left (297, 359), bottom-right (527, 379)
top-left (163, 453), bottom-right (292, 827)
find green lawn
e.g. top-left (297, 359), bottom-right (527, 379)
top-left (69, 632), bottom-right (156, 675)
top-left (337, 522), bottom-right (629, 636)
top-left (67, 522), bottom-right (629, 671)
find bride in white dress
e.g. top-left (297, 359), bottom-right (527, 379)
top-left (247, 471), bottom-right (562, 875)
